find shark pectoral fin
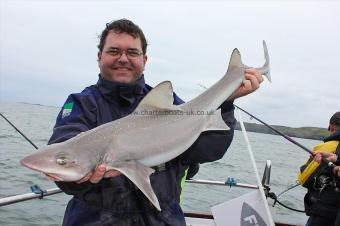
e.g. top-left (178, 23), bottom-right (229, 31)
top-left (134, 81), bottom-right (176, 112)
top-left (110, 160), bottom-right (161, 211)
top-left (203, 109), bottom-right (230, 131)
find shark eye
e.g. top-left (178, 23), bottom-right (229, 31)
top-left (56, 156), bottom-right (68, 165)
top-left (55, 152), bottom-right (76, 167)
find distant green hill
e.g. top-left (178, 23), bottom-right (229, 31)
top-left (11, 101), bottom-right (330, 141)
top-left (235, 122), bottom-right (329, 141)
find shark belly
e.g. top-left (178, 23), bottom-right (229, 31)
top-left (106, 114), bottom-right (207, 167)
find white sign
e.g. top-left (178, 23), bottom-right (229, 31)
top-left (211, 190), bottom-right (272, 226)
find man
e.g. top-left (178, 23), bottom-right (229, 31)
top-left (298, 112), bottom-right (340, 226)
top-left (48, 19), bottom-right (264, 226)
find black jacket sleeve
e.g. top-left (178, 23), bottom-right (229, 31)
top-left (48, 94), bottom-right (97, 144)
top-left (48, 93), bottom-right (98, 195)
top-left (179, 100), bottom-right (236, 164)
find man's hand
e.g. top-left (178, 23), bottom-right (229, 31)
top-left (228, 68), bottom-right (264, 100)
top-left (313, 152), bottom-right (339, 177)
top-left (44, 164), bottom-right (121, 183)
top-left (77, 164), bottom-right (121, 184)
top-left (313, 152), bottom-right (338, 163)
top-left (334, 166), bottom-right (340, 178)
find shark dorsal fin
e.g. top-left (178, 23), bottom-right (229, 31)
top-left (136, 81), bottom-right (176, 111)
top-left (227, 48), bottom-right (242, 72)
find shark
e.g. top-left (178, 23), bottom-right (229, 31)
top-left (20, 41), bottom-right (270, 211)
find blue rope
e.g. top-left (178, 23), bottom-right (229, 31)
top-left (30, 185), bottom-right (47, 199)
top-left (225, 177), bottom-right (237, 187)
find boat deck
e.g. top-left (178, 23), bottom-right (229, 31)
top-left (184, 211), bottom-right (298, 226)
top-left (186, 217), bottom-right (216, 226)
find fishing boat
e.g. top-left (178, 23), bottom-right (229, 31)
top-left (184, 212), bottom-right (297, 226)
top-left (0, 107), bottom-right (307, 226)
top-left (0, 159), bottom-right (300, 226)
top-left (183, 159), bottom-right (300, 226)
top-left (0, 179), bottom-right (299, 226)
top-left (0, 186), bottom-right (299, 226)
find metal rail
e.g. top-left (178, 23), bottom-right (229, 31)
top-left (0, 188), bottom-right (62, 207)
top-left (0, 179), bottom-right (258, 207)
top-left (187, 179), bottom-right (258, 189)
top-left (1, 163), bottom-right (272, 207)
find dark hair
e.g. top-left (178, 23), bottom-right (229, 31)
top-left (97, 19), bottom-right (148, 54)
top-left (330, 112), bottom-right (340, 125)
top-left (329, 111), bottom-right (340, 131)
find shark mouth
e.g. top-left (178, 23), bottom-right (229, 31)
top-left (45, 173), bottom-right (64, 181)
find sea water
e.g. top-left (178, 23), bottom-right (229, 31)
top-left (0, 101), bottom-right (319, 225)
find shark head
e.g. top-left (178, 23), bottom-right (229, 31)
top-left (20, 143), bottom-right (94, 181)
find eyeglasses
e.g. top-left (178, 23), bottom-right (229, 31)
top-left (105, 48), bottom-right (143, 59)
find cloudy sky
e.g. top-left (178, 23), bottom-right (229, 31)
top-left (0, 0), bottom-right (339, 128)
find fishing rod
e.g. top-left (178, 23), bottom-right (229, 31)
top-left (0, 112), bottom-right (38, 150)
top-left (234, 105), bottom-right (336, 169)
top-left (0, 112), bottom-right (64, 206)
top-left (234, 105), bottom-right (313, 155)
top-left (276, 182), bottom-right (300, 199)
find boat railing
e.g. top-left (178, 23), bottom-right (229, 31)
top-left (0, 160), bottom-right (272, 207)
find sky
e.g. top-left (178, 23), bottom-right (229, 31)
top-left (0, 0), bottom-right (339, 128)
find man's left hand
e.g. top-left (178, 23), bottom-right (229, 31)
top-left (228, 68), bottom-right (263, 100)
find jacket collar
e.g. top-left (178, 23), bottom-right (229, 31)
top-left (97, 74), bottom-right (145, 105)
top-left (324, 130), bottom-right (340, 142)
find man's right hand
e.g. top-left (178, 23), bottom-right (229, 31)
top-left (77, 164), bottom-right (121, 184)
top-left (334, 166), bottom-right (340, 178)
top-left (313, 152), bottom-right (338, 163)
top-left (313, 152), bottom-right (340, 177)
top-left (44, 164), bottom-right (121, 183)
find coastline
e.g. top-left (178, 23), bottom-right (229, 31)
top-left (235, 122), bottom-right (327, 141)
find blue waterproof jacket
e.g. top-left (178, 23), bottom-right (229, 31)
top-left (49, 75), bottom-right (236, 226)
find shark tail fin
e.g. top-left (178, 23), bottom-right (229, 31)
top-left (242, 40), bottom-right (271, 82)
top-left (260, 40), bottom-right (271, 82)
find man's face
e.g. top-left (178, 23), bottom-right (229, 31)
top-left (98, 31), bottom-right (147, 84)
